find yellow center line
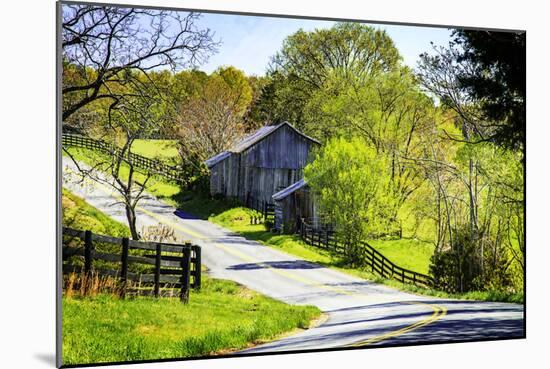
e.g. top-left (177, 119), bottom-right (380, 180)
top-left (346, 302), bottom-right (447, 346)
top-left (63, 165), bottom-right (447, 345)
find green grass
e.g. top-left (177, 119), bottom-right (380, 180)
top-left (63, 277), bottom-right (321, 365)
top-left (62, 188), bottom-right (130, 237)
top-left (368, 238), bottom-right (434, 275)
top-left (61, 188), bottom-right (321, 365)
top-left (209, 207), bottom-right (524, 304)
top-left (131, 139), bottom-right (179, 165)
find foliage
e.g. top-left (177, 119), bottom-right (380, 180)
top-left (304, 137), bottom-right (396, 264)
top-left (418, 30), bottom-right (525, 152)
top-left (61, 16), bottom-right (525, 296)
top-left (62, 278), bottom-right (320, 364)
top-left (453, 30), bottom-right (526, 151)
top-left (176, 66), bottom-right (252, 179)
top-left (208, 201), bottom-right (522, 303)
top-left (255, 22), bottom-right (402, 127)
top-left (61, 4), bottom-right (217, 121)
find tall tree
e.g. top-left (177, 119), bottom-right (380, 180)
top-left (418, 30), bottom-right (525, 152)
top-left (61, 4), bottom-right (217, 123)
top-left (255, 22), bottom-right (402, 127)
top-left (176, 67), bottom-right (253, 182)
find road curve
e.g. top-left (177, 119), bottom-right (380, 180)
top-left (62, 158), bottom-right (525, 352)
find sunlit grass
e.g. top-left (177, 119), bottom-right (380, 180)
top-left (367, 238), bottom-right (434, 275)
top-left (62, 187), bottom-right (130, 237)
top-left (131, 139), bottom-right (179, 165)
top-left (62, 277), bottom-right (321, 365)
top-left (63, 146), bottom-right (182, 201)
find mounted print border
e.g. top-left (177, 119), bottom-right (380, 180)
top-left (56, 1), bottom-right (526, 367)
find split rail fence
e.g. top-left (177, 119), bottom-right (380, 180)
top-left (299, 219), bottom-right (434, 289)
top-left (62, 134), bottom-right (185, 184)
top-left (62, 227), bottom-right (201, 303)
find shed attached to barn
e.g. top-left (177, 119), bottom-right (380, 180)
top-left (272, 179), bottom-right (317, 233)
top-left (205, 122), bottom-right (320, 209)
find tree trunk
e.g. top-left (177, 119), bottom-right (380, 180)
top-left (125, 204), bottom-right (140, 240)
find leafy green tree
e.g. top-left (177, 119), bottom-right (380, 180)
top-left (453, 30), bottom-right (525, 151)
top-left (418, 30), bottom-right (525, 152)
top-left (255, 22), bottom-right (402, 127)
top-left (304, 137), bottom-right (393, 265)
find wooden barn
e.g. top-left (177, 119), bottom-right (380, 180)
top-left (204, 122), bottom-right (320, 208)
top-left (272, 179), bottom-right (317, 233)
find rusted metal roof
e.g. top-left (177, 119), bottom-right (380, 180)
top-left (272, 178), bottom-right (308, 201)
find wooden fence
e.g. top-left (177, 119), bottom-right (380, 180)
top-left (62, 227), bottom-right (201, 303)
top-left (299, 220), bottom-right (434, 289)
top-left (62, 134), bottom-right (185, 184)
top-left (246, 196), bottom-right (275, 227)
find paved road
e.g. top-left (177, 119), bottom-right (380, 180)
top-left (62, 158), bottom-right (525, 352)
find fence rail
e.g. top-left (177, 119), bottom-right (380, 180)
top-left (62, 227), bottom-right (201, 303)
top-left (246, 196), bottom-right (275, 228)
top-left (62, 134), bottom-right (185, 184)
top-left (299, 220), bottom-right (434, 289)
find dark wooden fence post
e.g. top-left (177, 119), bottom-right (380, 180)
top-left (180, 246), bottom-right (192, 303)
top-left (401, 269), bottom-right (405, 283)
top-left (84, 230), bottom-right (94, 275)
top-left (154, 243), bottom-right (161, 298)
top-left (120, 238), bottom-right (129, 299)
top-left (371, 249), bottom-right (375, 272)
top-left (193, 246), bottom-right (202, 290)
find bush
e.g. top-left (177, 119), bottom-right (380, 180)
top-left (430, 225), bottom-right (515, 293)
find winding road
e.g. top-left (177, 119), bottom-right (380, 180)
top-left (62, 158), bottom-right (525, 353)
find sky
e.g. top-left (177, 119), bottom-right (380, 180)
top-left (193, 12), bottom-right (454, 76)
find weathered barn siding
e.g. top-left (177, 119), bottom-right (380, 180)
top-left (273, 180), bottom-right (317, 233)
top-left (208, 153), bottom-right (240, 198)
top-left (205, 122), bottom-right (320, 209)
top-left (243, 124), bottom-right (316, 169)
top-left (240, 124), bottom-right (317, 204)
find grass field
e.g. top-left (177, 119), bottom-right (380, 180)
top-left (62, 188), bottom-right (130, 237)
top-left (131, 139), bottom-right (180, 165)
top-left (63, 277), bottom-right (321, 365)
top-left (368, 238), bottom-right (434, 275)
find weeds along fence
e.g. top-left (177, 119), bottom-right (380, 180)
top-left (62, 134), bottom-right (185, 184)
top-left (62, 227), bottom-right (201, 303)
top-left (299, 219), bottom-right (434, 289)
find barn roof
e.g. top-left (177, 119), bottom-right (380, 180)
top-left (204, 121), bottom-right (320, 168)
top-left (230, 121), bottom-right (320, 153)
top-left (272, 178), bottom-right (308, 201)
top-left (204, 151), bottom-right (231, 168)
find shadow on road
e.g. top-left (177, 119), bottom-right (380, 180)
top-left (227, 260), bottom-right (323, 270)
